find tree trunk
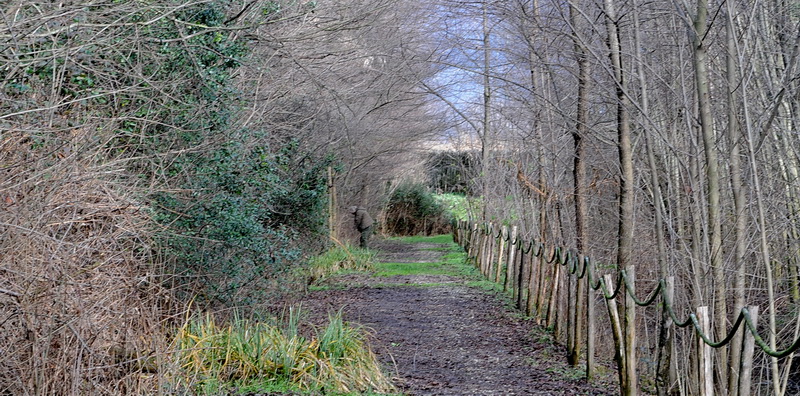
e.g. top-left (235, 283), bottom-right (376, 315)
top-left (630, 1), bottom-right (673, 392)
top-left (691, 2), bottom-right (728, 391)
top-left (604, 0), bottom-right (636, 393)
top-left (568, 2), bottom-right (588, 368)
top-left (724, 5), bottom-right (746, 395)
top-left (480, 0), bottom-right (492, 221)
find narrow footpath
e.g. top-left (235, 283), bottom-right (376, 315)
top-left (298, 238), bottom-right (614, 395)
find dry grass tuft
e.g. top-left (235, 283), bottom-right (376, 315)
top-left (172, 309), bottom-right (395, 394)
top-left (0, 130), bottom-right (180, 394)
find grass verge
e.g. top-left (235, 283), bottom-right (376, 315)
top-left (387, 234), bottom-right (455, 244)
top-left (305, 244), bottom-right (376, 284)
top-left (378, 235), bottom-right (500, 291)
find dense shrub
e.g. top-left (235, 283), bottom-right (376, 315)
top-left (117, 4), bottom-right (333, 308)
top-left (384, 183), bottom-right (451, 236)
top-left (152, 137), bottom-right (332, 307)
top-left (426, 150), bottom-right (479, 195)
top-left (0, 2), bottom-right (331, 393)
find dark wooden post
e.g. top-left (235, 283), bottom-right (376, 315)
top-left (656, 276), bottom-right (676, 395)
top-left (526, 249), bottom-right (537, 316)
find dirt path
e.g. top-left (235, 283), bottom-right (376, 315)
top-left (297, 239), bottom-right (614, 395)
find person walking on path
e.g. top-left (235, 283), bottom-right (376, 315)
top-left (349, 206), bottom-right (373, 248)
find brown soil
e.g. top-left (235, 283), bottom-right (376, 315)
top-left (285, 239), bottom-right (615, 395)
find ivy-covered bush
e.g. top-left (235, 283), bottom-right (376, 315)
top-left (384, 183), bottom-right (451, 236)
top-left (129, 4), bottom-right (332, 308)
top-left (5, 0), bottom-right (332, 308)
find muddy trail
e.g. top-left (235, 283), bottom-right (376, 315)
top-left (294, 239), bottom-right (615, 395)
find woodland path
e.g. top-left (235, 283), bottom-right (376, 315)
top-left (291, 238), bottom-right (614, 395)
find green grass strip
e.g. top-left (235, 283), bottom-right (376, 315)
top-left (389, 234), bottom-right (455, 244)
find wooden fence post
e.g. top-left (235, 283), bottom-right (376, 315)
top-left (555, 258), bottom-right (568, 343)
top-left (536, 250), bottom-right (548, 324)
top-left (504, 226), bottom-right (518, 293)
top-left (491, 225), bottom-right (499, 278)
top-left (461, 220), bottom-right (468, 246)
top-left (495, 225), bottom-right (507, 283)
top-left (604, 274), bottom-right (627, 393)
top-left (468, 223), bottom-right (479, 264)
top-left (586, 257), bottom-right (596, 381)
top-left (526, 248), bottom-right (537, 316)
top-left (517, 245), bottom-right (528, 310)
top-left (738, 306), bottom-right (758, 396)
top-left (327, 166), bottom-right (337, 243)
top-left (656, 276), bottom-right (676, 395)
top-left (567, 260), bottom-right (576, 362)
top-left (472, 224), bottom-right (481, 268)
top-left (481, 223), bottom-right (495, 279)
top-left (624, 266), bottom-right (637, 396)
top-left (696, 306), bottom-right (712, 396)
top-left (546, 247), bottom-right (560, 331)
top-left (479, 223), bottom-right (490, 272)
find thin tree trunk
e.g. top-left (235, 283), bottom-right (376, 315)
top-left (568, 2), bottom-right (588, 368)
top-left (741, 55), bottom-right (783, 396)
top-left (480, 0), bottom-right (491, 221)
top-left (691, 2), bottom-right (728, 390)
top-left (724, 5), bottom-right (747, 394)
top-left (631, 1), bottom-right (673, 391)
top-left (604, 0), bottom-right (636, 393)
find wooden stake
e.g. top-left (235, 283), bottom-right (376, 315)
top-left (468, 223), bottom-right (479, 263)
top-left (604, 274), bottom-right (627, 393)
top-left (546, 250), bottom-right (560, 330)
top-left (567, 264), bottom-right (576, 361)
top-left (479, 224), bottom-right (490, 272)
top-left (485, 225), bottom-right (493, 275)
top-left (517, 247), bottom-right (528, 310)
top-left (738, 306), bottom-right (758, 396)
top-left (526, 248), bottom-right (537, 316)
top-left (696, 306), bottom-right (713, 396)
top-left (656, 276), bottom-right (676, 395)
top-left (624, 266), bottom-right (637, 395)
top-left (536, 251), bottom-right (548, 324)
top-left (496, 226), bottom-right (507, 283)
top-left (505, 226), bottom-right (518, 293)
top-left (327, 166), bottom-right (336, 243)
top-left (586, 258), bottom-right (596, 381)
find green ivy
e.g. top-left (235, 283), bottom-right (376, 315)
top-left (2, 0), bottom-right (330, 308)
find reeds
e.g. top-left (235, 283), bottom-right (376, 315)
top-left (172, 309), bottom-right (395, 394)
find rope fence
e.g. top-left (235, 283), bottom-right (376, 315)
top-left (452, 220), bottom-right (800, 396)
